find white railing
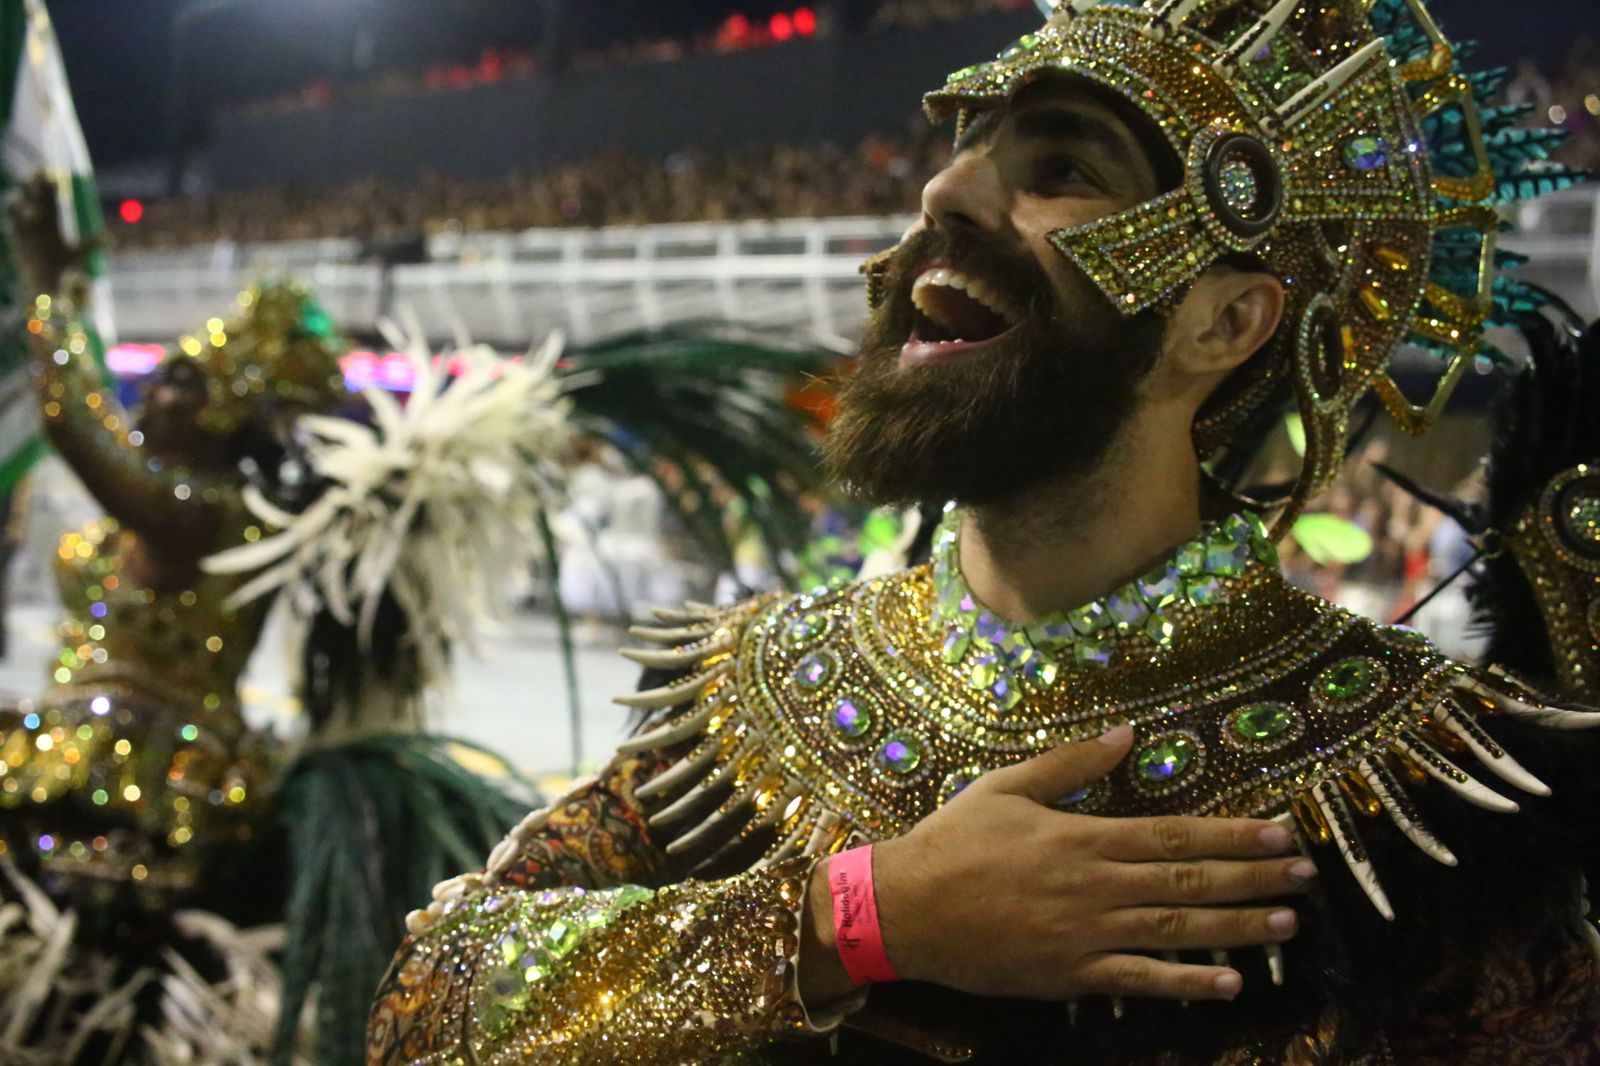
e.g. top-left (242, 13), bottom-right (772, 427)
top-left (106, 190), bottom-right (1600, 346)
top-left (109, 216), bottom-right (912, 345)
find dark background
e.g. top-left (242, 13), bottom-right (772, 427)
top-left (48, 0), bottom-right (1598, 169)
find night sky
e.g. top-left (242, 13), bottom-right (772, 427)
top-left (47, 0), bottom-right (1597, 168)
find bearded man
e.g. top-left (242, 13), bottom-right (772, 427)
top-left (367, 0), bottom-right (1600, 1062)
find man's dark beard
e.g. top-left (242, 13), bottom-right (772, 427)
top-left (823, 229), bottom-right (1167, 508)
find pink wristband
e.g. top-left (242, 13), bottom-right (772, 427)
top-left (828, 845), bottom-right (899, 986)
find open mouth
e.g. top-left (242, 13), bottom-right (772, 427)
top-left (903, 267), bottom-right (1021, 366)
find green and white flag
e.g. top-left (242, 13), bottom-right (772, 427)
top-left (0, 0), bottom-right (110, 492)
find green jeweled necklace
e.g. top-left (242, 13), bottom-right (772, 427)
top-left (928, 507), bottom-right (1279, 709)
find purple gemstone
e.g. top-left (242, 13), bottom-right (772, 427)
top-left (975, 612), bottom-right (1006, 642)
top-left (794, 650), bottom-right (837, 691)
top-left (831, 697), bottom-right (872, 739)
top-left (879, 733), bottom-right (923, 774)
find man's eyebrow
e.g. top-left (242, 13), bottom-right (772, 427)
top-left (951, 110), bottom-right (1003, 158)
top-left (1010, 107), bottom-right (1129, 160)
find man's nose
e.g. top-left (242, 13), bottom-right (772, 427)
top-left (920, 153), bottom-right (1006, 239)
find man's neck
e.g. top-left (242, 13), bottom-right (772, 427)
top-left (957, 415), bottom-right (1205, 624)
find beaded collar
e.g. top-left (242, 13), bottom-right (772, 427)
top-left (928, 508), bottom-right (1280, 710)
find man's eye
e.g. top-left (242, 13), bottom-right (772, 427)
top-left (1038, 159), bottom-right (1090, 187)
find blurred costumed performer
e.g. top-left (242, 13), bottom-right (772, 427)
top-left (1374, 295), bottom-right (1600, 701)
top-left (2, 172), bottom-right (841, 1062)
top-left (368, 1), bottom-right (1600, 1064)
top-left (1, 173), bottom-right (545, 1064)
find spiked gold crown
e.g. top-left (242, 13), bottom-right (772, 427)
top-left (174, 282), bottom-right (348, 436)
top-left (911, 0), bottom-right (1585, 533)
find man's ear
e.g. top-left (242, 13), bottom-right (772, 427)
top-left (1166, 267), bottom-right (1286, 379)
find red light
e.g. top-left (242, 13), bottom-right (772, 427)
top-left (726, 13), bottom-right (750, 37)
top-left (769, 12), bottom-right (794, 40)
top-left (793, 7), bottom-right (816, 35)
top-left (479, 48), bottom-right (504, 83)
top-left (118, 199), bottom-right (144, 224)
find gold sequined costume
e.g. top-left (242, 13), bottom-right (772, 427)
top-left (0, 285), bottom-right (345, 902)
top-left (368, 0), bottom-right (1600, 1061)
top-left (370, 513), bottom-right (1600, 1063)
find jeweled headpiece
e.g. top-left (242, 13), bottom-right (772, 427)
top-left (915, 0), bottom-right (1585, 534)
top-left (174, 281), bottom-right (347, 435)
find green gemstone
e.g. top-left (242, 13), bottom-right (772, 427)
top-left (998, 630), bottom-right (1034, 658)
top-left (485, 966), bottom-right (529, 1011)
top-left (794, 650), bottom-right (838, 692)
top-left (1565, 494), bottom-right (1600, 545)
top-left (1230, 702), bottom-right (1296, 742)
top-left (1024, 656), bottom-right (1060, 688)
top-left (1205, 538), bottom-right (1250, 576)
top-left (1067, 602), bottom-right (1110, 635)
top-left (949, 64), bottom-right (984, 82)
top-left (1343, 135), bottom-right (1390, 171)
top-left (1146, 614), bottom-right (1178, 645)
top-left (613, 885), bottom-right (653, 908)
top-left (497, 931), bottom-right (527, 965)
top-left (1000, 33), bottom-right (1039, 59)
top-left (521, 950), bottom-right (551, 982)
top-left (993, 677), bottom-right (1024, 710)
top-left (1074, 640), bottom-right (1113, 668)
top-left (1135, 735), bottom-right (1197, 784)
top-left (879, 733), bottom-right (923, 775)
top-left (1185, 576), bottom-right (1225, 607)
top-left (1175, 543), bottom-right (1207, 576)
top-left (970, 657), bottom-right (999, 689)
top-left (1139, 565), bottom-right (1182, 608)
top-left (830, 697), bottom-right (874, 739)
top-left (1319, 658), bottom-right (1377, 702)
top-left (544, 919), bottom-right (579, 958)
top-left (784, 612), bottom-right (829, 648)
top-left (941, 629), bottom-right (971, 664)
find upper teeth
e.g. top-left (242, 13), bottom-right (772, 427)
top-left (911, 269), bottom-right (1017, 326)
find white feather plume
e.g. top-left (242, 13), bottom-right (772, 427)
top-left (0, 860), bottom-right (308, 1064)
top-left (204, 328), bottom-right (573, 692)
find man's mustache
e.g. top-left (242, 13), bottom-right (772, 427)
top-left (876, 229), bottom-right (1054, 331)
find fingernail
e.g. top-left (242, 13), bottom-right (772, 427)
top-left (1258, 825), bottom-right (1292, 851)
top-left (1288, 859), bottom-right (1318, 882)
top-left (1268, 909), bottom-right (1298, 936)
top-left (1098, 724), bottom-right (1133, 747)
top-left (1213, 971), bottom-right (1242, 999)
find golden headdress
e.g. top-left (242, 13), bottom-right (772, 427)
top-left (911, 0), bottom-right (1585, 534)
top-left (173, 281), bottom-right (347, 435)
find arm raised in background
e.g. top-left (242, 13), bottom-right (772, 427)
top-left (12, 178), bottom-right (231, 552)
top-left (25, 306), bottom-right (229, 553)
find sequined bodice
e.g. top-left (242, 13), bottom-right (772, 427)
top-left (0, 511), bottom-right (280, 900)
top-left (704, 557), bottom-right (1449, 842)
top-left (49, 517), bottom-right (269, 711)
top-left (624, 513), bottom-right (1563, 933)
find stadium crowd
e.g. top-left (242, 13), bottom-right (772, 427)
top-left (114, 53), bottom-right (1598, 254)
top-left (113, 129), bottom-right (948, 249)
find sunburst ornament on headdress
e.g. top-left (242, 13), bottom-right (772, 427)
top-left (920, 0), bottom-right (1587, 535)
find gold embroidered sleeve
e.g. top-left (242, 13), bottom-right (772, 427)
top-left (28, 306), bottom-right (226, 545)
top-left (369, 859), bottom-right (832, 1066)
top-left (368, 755), bottom-right (846, 1066)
